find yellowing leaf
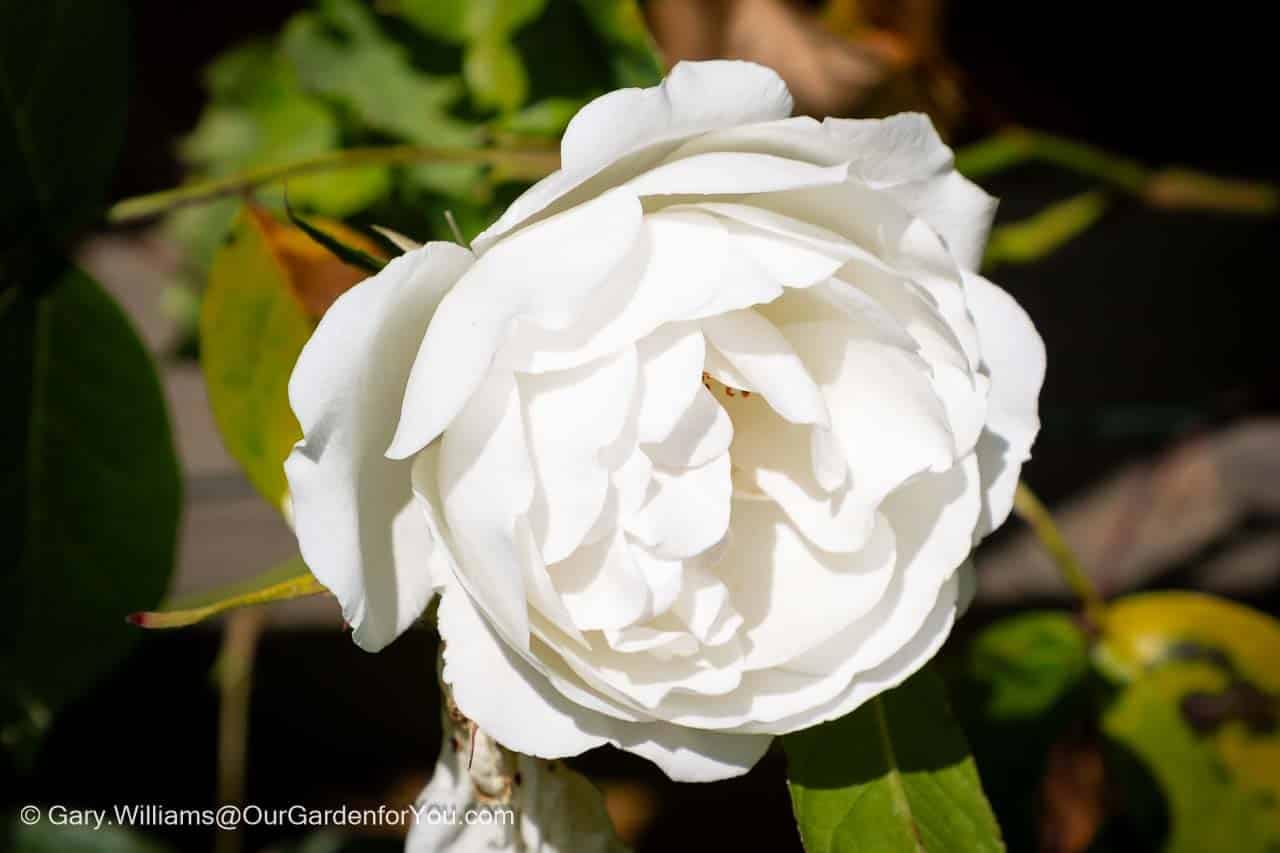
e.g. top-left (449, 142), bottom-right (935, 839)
top-left (260, 206), bottom-right (386, 317)
top-left (1098, 591), bottom-right (1280, 848)
top-left (128, 556), bottom-right (325, 629)
top-left (1102, 660), bottom-right (1280, 852)
top-left (202, 206), bottom-right (379, 509)
top-left (1097, 590), bottom-right (1280, 690)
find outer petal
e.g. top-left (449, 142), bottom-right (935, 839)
top-left (966, 273), bottom-right (1045, 538)
top-left (613, 725), bottom-right (772, 783)
top-left (889, 170), bottom-right (997, 274)
top-left (823, 113), bottom-right (995, 271)
top-left (563, 60), bottom-right (794, 175)
top-left (438, 371), bottom-right (538, 646)
top-left (473, 60), bottom-right (793, 253)
top-left (440, 576), bottom-right (773, 781)
top-left (285, 243), bottom-right (473, 652)
top-left (438, 575), bottom-right (612, 759)
top-left (387, 188), bottom-right (642, 459)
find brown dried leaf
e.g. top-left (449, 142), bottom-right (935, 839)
top-left (249, 206), bottom-right (387, 319)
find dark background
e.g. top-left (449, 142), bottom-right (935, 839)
top-left (13, 2), bottom-right (1277, 851)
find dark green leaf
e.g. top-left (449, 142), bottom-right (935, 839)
top-left (784, 669), bottom-right (1004, 853)
top-left (575, 0), bottom-right (665, 88)
top-left (944, 612), bottom-right (1091, 851)
top-left (285, 198), bottom-right (386, 275)
top-left (0, 0), bottom-right (129, 249)
top-left (0, 263), bottom-right (181, 729)
top-left (953, 612), bottom-right (1089, 721)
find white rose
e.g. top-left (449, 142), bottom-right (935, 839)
top-left (286, 60), bottom-right (1045, 782)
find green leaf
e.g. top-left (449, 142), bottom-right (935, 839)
top-left (495, 96), bottom-right (588, 139)
top-left (129, 555), bottom-right (325, 629)
top-left (575, 0), bottom-right (665, 88)
top-left (465, 37), bottom-right (530, 113)
top-left (285, 197), bottom-right (386, 275)
top-left (954, 612), bottom-right (1090, 721)
top-left (0, 0), bottom-right (129, 249)
top-left (398, 0), bottom-right (547, 43)
top-left (983, 191), bottom-right (1110, 271)
top-left (784, 669), bottom-right (1005, 853)
top-left (1102, 660), bottom-right (1280, 852)
top-left (944, 613), bottom-right (1091, 850)
top-left (180, 42), bottom-right (388, 220)
top-left (282, 1), bottom-right (475, 149)
top-left (200, 207), bottom-right (314, 509)
top-left (6, 820), bottom-right (173, 853)
top-left (0, 263), bottom-right (181, 725)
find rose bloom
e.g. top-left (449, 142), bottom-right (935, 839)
top-left (286, 61), bottom-right (1044, 782)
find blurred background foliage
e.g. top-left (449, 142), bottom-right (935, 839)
top-left (165, 0), bottom-right (662, 283)
top-left (4, 1), bottom-right (1280, 852)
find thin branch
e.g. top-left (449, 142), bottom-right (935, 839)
top-left (107, 145), bottom-right (561, 225)
top-left (957, 128), bottom-right (1277, 215)
top-left (983, 190), bottom-right (1110, 270)
top-left (213, 608), bottom-right (265, 853)
top-left (1013, 482), bottom-right (1109, 630)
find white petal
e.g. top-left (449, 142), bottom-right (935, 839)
top-left (495, 210), bottom-right (729, 373)
top-left (635, 324), bottom-right (706, 444)
top-left (740, 572), bottom-right (959, 735)
top-left (584, 447), bottom-right (653, 546)
top-left (643, 386), bottom-right (734, 469)
top-left (438, 371), bottom-right (537, 647)
top-left (821, 113), bottom-right (954, 185)
top-left (285, 243), bottom-right (473, 652)
top-left (728, 394), bottom-right (872, 552)
top-left (671, 566), bottom-right (743, 646)
top-left (613, 726), bottom-right (772, 783)
top-left (633, 546), bottom-right (684, 618)
top-left (437, 577), bottom-right (611, 758)
top-left (759, 182), bottom-right (983, 367)
top-left (639, 454), bottom-right (977, 732)
top-left (789, 455), bottom-right (980, 677)
top-left (625, 453), bottom-right (732, 559)
top-left (784, 321), bottom-right (956, 515)
top-left (627, 152), bottom-right (848, 198)
top-left (966, 273), bottom-right (1044, 538)
top-left (823, 113), bottom-right (995, 270)
top-left (718, 499), bottom-right (897, 671)
top-left (472, 60), bottom-right (793, 254)
top-left (889, 170), bottom-right (996, 273)
top-left (564, 60), bottom-right (793, 176)
top-left (440, 553), bottom-right (772, 782)
top-left (701, 308), bottom-right (828, 426)
top-left (550, 532), bottom-right (652, 632)
top-left (603, 624), bottom-right (698, 658)
top-left (663, 113), bottom-right (952, 185)
top-left (521, 349), bottom-right (638, 563)
top-left (387, 188), bottom-right (642, 458)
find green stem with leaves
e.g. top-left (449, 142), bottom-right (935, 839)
top-left (107, 145), bottom-right (561, 225)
